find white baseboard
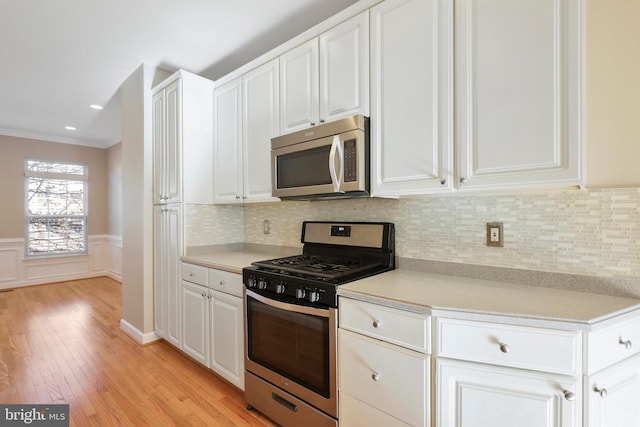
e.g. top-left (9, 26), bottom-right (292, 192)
top-left (119, 318), bottom-right (161, 345)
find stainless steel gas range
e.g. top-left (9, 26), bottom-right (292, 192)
top-left (242, 221), bottom-right (395, 427)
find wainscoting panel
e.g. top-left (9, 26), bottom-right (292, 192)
top-left (0, 235), bottom-right (122, 289)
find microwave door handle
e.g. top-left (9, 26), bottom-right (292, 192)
top-left (329, 135), bottom-right (341, 192)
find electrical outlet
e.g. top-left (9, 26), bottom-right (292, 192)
top-left (263, 219), bottom-right (271, 235)
top-left (486, 222), bottom-right (503, 247)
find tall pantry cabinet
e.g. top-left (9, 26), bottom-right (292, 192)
top-left (152, 70), bottom-right (214, 346)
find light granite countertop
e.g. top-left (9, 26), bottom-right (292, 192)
top-left (181, 243), bottom-right (301, 274)
top-left (182, 244), bottom-right (640, 330)
top-left (339, 269), bottom-right (640, 331)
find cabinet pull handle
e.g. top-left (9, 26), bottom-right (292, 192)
top-left (372, 319), bottom-right (381, 328)
top-left (593, 386), bottom-right (607, 398)
top-left (563, 390), bottom-right (576, 401)
top-left (499, 343), bottom-right (510, 353)
top-left (619, 338), bottom-right (633, 350)
top-left (371, 372), bottom-right (381, 381)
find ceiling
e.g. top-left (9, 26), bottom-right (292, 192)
top-left (0, 0), bottom-right (359, 149)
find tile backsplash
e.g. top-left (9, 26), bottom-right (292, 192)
top-left (186, 187), bottom-right (640, 282)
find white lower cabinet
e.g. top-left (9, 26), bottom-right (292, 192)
top-left (437, 359), bottom-right (579, 427)
top-left (338, 298), bottom-right (430, 427)
top-left (182, 280), bottom-right (209, 366)
top-left (586, 353), bottom-right (640, 427)
top-left (180, 263), bottom-right (245, 391)
top-left (209, 289), bottom-right (244, 390)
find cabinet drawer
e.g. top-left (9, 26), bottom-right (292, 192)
top-left (339, 297), bottom-right (430, 353)
top-left (339, 329), bottom-right (428, 427)
top-left (437, 318), bottom-right (580, 376)
top-left (588, 315), bottom-right (640, 374)
top-left (181, 263), bottom-right (208, 286)
top-left (208, 268), bottom-right (243, 298)
top-left (339, 393), bottom-right (410, 427)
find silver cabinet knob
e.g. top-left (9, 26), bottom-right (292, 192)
top-left (220, 280), bottom-right (225, 286)
top-left (499, 343), bottom-right (510, 353)
top-left (563, 390), bottom-right (576, 401)
top-left (593, 386), bottom-right (607, 398)
top-left (371, 372), bottom-right (381, 381)
top-left (440, 179), bottom-right (447, 185)
top-left (460, 177), bottom-right (468, 183)
top-left (189, 272), bottom-right (194, 277)
top-left (619, 338), bottom-right (633, 350)
top-left (235, 195), bottom-right (241, 199)
top-left (372, 319), bottom-right (381, 328)
top-left (310, 122), bottom-right (316, 126)
top-left (201, 292), bottom-right (206, 297)
top-left (207, 293), bottom-right (212, 299)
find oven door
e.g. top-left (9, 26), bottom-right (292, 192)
top-left (271, 129), bottom-right (365, 198)
top-left (244, 289), bottom-right (337, 417)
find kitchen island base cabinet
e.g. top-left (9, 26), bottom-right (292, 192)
top-left (437, 359), bottom-right (580, 427)
top-left (587, 354), bottom-right (640, 427)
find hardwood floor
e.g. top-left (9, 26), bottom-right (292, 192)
top-left (0, 277), bottom-right (274, 426)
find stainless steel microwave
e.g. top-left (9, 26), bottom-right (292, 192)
top-left (271, 115), bottom-right (369, 200)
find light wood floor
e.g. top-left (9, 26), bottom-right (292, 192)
top-left (0, 276), bottom-right (274, 426)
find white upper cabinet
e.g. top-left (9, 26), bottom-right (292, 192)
top-left (280, 11), bottom-right (369, 134)
top-left (242, 60), bottom-right (280, 203)
top-left (455, 0), bottom-right (584, 189)
top-left (213, 78), bottom-right (243, 204)
top-left (152, 71), bottom-right (215, 204)
top-left (214, 60), bottom-right (280, 204)
top-left (370, 0), bottom-right (454, 196)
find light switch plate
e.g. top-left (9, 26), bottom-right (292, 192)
top-left (486, 222), bottom-right (503, 247)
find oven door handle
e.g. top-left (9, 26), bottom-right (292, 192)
top-left (246, 289), bottom-right (333, 318)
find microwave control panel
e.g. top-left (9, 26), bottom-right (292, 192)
top-left (344, 139), bottom-right (357, 182)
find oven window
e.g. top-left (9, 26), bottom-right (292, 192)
top-left (247, 295), bottom-right (330, 398)
top-left (277, 145), bottom-right (332, 188)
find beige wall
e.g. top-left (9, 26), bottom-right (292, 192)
top-left (108, 142), bottom-right (123, 236)
top-left (0, 134), bottom-right (109, 239)
top-left (586, 0), bottom-right (640, 186)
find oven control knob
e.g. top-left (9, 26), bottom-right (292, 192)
top-left (275, 282), bottom-right (287, 294)
top-left (308, 290), bottom-right (320, 303)
top-left (247, 276), bottom-right (257, 288)
top-left (257, 278), bottom-right (268, 290)
top-left (296, 288), bottom-right (306, 299)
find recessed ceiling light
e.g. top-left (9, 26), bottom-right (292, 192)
top-left (90, 104), bottom-right (103, 110)
top-left (65, 126), bottom-right (77, 131)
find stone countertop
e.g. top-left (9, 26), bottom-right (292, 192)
top-left (339, 269), bottom-right (640, 330)
top-left (181, 243), bottom-right (301, 274)
top-left (181, 244), bottom-right (640, 330)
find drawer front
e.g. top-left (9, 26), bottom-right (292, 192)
top-left (339, 329), bottom-right (428, 427)
top-left (181, 262), bottom-right (208, 286)
top-left (588, 315), bottom-right (640, 374)
top-left (208, 268), bottom-right (243, 297)
top-left (339, 393), bottom-right (410, 427)
top-left (437, 318), bottom-right (580, 376)
top-left (339, 297), bottom-right (430, 353)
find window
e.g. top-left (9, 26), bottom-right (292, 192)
top-left (25, 159), bottom-right (88, 257)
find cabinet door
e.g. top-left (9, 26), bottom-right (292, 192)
top-left (456, 0), bottom-right (584, 189)
top-left (152, 89), bottom-right (166, 204)
top-left (153, 205), bottom-right (166, 338)
top-left (242, 60), bottom-right (280, 203)
top-left (587, 355), bottom-right (640, 427)
top-left (437, 359), bottom-right (580, 427)
top-left (370, 0), bottom-right (454, 196)
top-left (213, 78), bottom-right (243, 203)
top-left (181, 281), bottom-right (209, 366)
top-left (163, 79), bottom-right (182, 203)
top-left (154, 204), bottom-right (182, 348)
top-left (210, 290), bottom-right (244, 390)
top-left (319, 11), bottom-right (369, 123)
top-left (280, 39), bottom-right (319, 133)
